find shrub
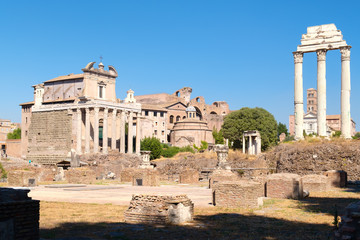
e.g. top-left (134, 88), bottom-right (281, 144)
top-left (161, 146), bottom-right (180, 158)
top-left (193, 141), bottom-right (208, 152)
top-left (0, 163), bottom-right (7, 179)
top-left (332, 131), bottom-right (341, 138)
top-left (179, 145), bottom-right (195, 153)
top-left (140, 137), bottom-right (162, 160)
top-left (283, 135), bottom-right (295, 142)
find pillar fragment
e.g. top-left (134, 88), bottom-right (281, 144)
top-left (136, 113), bottom-right (141, 155)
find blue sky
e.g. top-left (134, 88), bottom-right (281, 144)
top-left (1, 0), bottom-right (360, 131)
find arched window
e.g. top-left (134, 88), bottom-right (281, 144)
top-left (170, 115), bottom-right (174, 123)
top-left (196, 97), bottom-right (200, 102)
top-left (176, 91), bottom-right (180, 97)
top-left (176, 116), bottom-right (180, 122)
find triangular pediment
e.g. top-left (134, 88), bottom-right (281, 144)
top-left (166, 101), bottom-right (187, 110)
top-left (304, 112), bottom-right (317, 118)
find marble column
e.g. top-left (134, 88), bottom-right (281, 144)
top-left (85, 108), bottom-right (90, 153)
top-left (136, 113), bottom-right (141, 155)
top-left (317, 49), bottom-right (327, 137)
top-left (94, 107), bottom-right (99, 153)
top-left (103, 108), bottom-right (108, 154)
top-left (242, 135), bottom-right (245, 154)
top-left (76, 108), bottom-right (82, 154)
top-left (340, 46), bottom-right (351, 139)
top-left (248, 136), bottom-right (252, 154)
top-left (111, 109), bottom-right (117, 150)
top-left (128, 111), bottom-right (133, 153)
top-left (120, 111), bottom-right (126, 153)
top-left (293, 51), bottom-right (304, 140)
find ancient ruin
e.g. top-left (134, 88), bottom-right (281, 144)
top-left (242, 130), bottom-right (261, 155)
top-left (266, 173), bottom-right (304, 199)
top-left (139, 151), bottom-right (153, 169)
top-left (293, 24), bottom-right (352, 139)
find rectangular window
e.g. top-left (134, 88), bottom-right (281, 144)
top-left (154, 130), bottom-right (158, 135)
top-left (155, 122), bottom-right (158, 126)
top-left (145, 111), bottom-right (149, 116)
top-left (160, 112), bottom-right (164, 117)
top-left (161, 130), bottom-right (164, 136)
top-left (99, 86), bottom-right (103, 98)
top-left (154, 111), bottom-right (157, 117)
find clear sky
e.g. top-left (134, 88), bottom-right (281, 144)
top-left (1, 0), bottom-right (360, 131)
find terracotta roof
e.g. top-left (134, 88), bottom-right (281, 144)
top-left (44, 73), bottom-right (84, 83)
top-left (19, 101), bottom-right (34, 106)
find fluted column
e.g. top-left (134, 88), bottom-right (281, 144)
top-left (136, 113), bottom-right (141, 155)
top-left (317, 49), bottom-right (327, 137)
top-left (111, 109), bottom-right (117, 150)
top-left (293, 51), bottom-right (304, 140)
top-left (242, 135), bottom-right (245, 154)
top-left (103, 108), bottom-right (108, 154)
top-left (248, 136), bottom-right (252, 154)
top-left (85, 108), bottom-right (90, 153)
top-left (120, 111), bottom-right (126, 153)
top-left (94, 107), bottom-right (99, 153)
top-left (127, 111), bottom-right (134, 153)
top-left (76, 108), bottom-right (82, 154)
top-left (340, 46), bottom-right (351, 139)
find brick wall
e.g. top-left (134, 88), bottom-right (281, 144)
top-left (209, 169), bottom-right (240, 189)
top-left (212, 180), bottom-right (264, 208)
top-left (334, 201), bottom-right (360, 240)
top-left (132, 169), bottom-right (160, 186)
top-left (324, 170), bottom-right (347, 188)
top-left (5, 139), bottom-right (21, 158)
top-left (266, 173), bottom-right (303, 199)
top-left (27, 110), bottom-right (72, 165)
top-left (65, 167), bottom-right (96, 184)
top-left (179, 169), bottom-right (199, 184)
top-left (0, 188), bottom-right (39, 240)
top-left (8, 170), bottom-right (37, 187)
top-left (301, 174), bottom-right (328, 192)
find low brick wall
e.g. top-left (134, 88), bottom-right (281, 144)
top-left (124, 194), bottom-right (194, 225)
top-left (7, 170), bottom-right (37, 187)
top-left (65, 167), bottom-right (96, 184)
top-left (213, 180), bottom-right (264, 208)
top-left (5, 139), bottom-right (21, 158)
top-left (0, 188), bottom-right (39, 240)
top-left (120, 168), bottom-right (138, 182)
top-left (324, 170), bottom-right (347, 188)
top-left (132, 169), bottom-right (160, 187)
top-left (266, 173), bottom-right (303, 199)
top-left (334, 201), bottom-right (360, 239)
top-left (301, 174), bottom-right (328, 192)
top-left (209, 169), bottom-right (240, 189)
top-left (179, 169), bottom-right (199, 184)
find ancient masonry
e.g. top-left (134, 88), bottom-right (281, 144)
top-left (0, 188), bottom-right (39, 240)
top-left (293, 24), bottom-right (352, 139)
top-left (124, 194), bottom-right (194, 225)
top-left (334, 201), bottom-right (360, 240)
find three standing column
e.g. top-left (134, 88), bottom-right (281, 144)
top-left (317, 49), bottom-right (327, 137)
top-left (340, 46), bottom-right (352, 139)
top-left (293, 52), bottom-right (304, 140)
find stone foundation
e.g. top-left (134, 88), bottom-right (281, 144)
top-left (124, 194), bottom-right (194, 225)
top-left (7, 170), bottom-right (38, 187)
top-left (266, 173), bottom-right (303, 199)
top-left (334, 201), bottom-right (360, 240)
top-left (132, 169), bottom-right (160, 187)
top-left (120, 168), bottom-right (138, 182)
top-left (213, 180), bottom-right (264, 208)
top-left (65, 167), bottom-right (96, 184)
top-left (179, 169), bottom-right (199, 184)
top-left (0, 188), bottom-right (39, 240)
top-left (324, 170), bottom-right (347, 188)
top-left (209, 169), bottom-right (240, 189)
top-left (301, 174), bottom-right (328, 192)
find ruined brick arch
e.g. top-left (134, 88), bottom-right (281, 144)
top-left (175, 91), bottom-right (180, 97)
top-left (194, 106), bottom-right (202, 120)
top-left (210, 111), bottom-right (217, 115)
top-left (169, 115), bottom-right (174, 123)
top-left (213, 102), bottom-right (219, 107)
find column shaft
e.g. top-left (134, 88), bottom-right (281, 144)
top-left (111, 109), bottom-right (117, 150)
top-left (128, 111), bottom-right (134, 153)
top-left (94, 107), bottom-right (99, 153)
top-left (317, 49), bottom-right (327, 137)
top-left (85, 108), bottom-right (90, 153)
top-left (242, 135), bottom-right (245, 154)
top-left (120, 111), bottom-right (126, 153)
top-left (340, 46), bottom-right (352, 138)
top-left (103, 108), bottom-right (108, 154)
top-left (76, 108), bottom-right (82, 154)
top-left (136, 113), bottom-right (141, 155)
top-left (293, 52), bottom-right (304, 140)
top-left (248, 136), bottom-right (252, 154)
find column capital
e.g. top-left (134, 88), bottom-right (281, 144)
top-left (104, 107), bottom-right (109, 114)
top-left (293, 51), bottom-right (303, 64)
top-left (316, 49), bottom-right (327, 62)
top-left (340, 46), bottom-right (351, 61)
top-left (85, 107), bottom-right (90, 113)
top-left (94, 107), bottom-right (99, 113)
top-left (112, 108), bottom-right (117, 115)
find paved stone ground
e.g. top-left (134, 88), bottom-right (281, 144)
top-left (28, 184), bottom-right (213, 206)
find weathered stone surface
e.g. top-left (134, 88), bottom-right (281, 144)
top-left (124, 194), bottom-right (194, 225)
top-left (301, 174), bottom-right (328, 192)
top-left (209, 169), bottom-right (240, 189)
top-left (132, 169), bottom-right (159, 187)
top-left (266, 173), bottom-right (303, 199)
top-left (179, 169), bottom-right (199, 184)
top-left (65, 167), bottom-right (96, 184)
top-left (334, 201), bottom-right (360, 240)
top-left (213, 180), bottom-right (264, 208)
top-left (324, 170), bottom-right (347, 188)
top-left (8, 170), bottom-right (37, 187)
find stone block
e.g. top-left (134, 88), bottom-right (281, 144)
top-left (132, 169), bottom-right (159, 187)
top-left (7, 170), bottom-right (38, 187)
top-left (213, 180), bottom-right (264, 208)
top-left (179, 169), bottom-right (199, 184)
top-left (120, 168), bottom-right (137, 182)
top-left (65, 167), bottom-right (96, 184)
top-left (301, 174), bottom-right (329, 192)
top-left (266, 173), bottom-right (303, 199)
top-left (209, 169), bottom-right (240, 189)
top-left (323, 170), bottom-right (347, 188)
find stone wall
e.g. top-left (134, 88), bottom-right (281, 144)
top-left (124, 194), bottom-right (194, 225)
top-left (179, 169), bottom-right (199, 184)
top-left (5, 139), bottom-right (21, 158)
top-left (8, 170), bottom-right (37, 187)
top-left (132, 169), bottom-right (160, 187)
top-left (65, 167), bottom-right (96, 184)
top-left (0, 188), bottom-right (39, 240)
top-left (27, 110), bottom-right (72, 165)
top-left (324, 170), bottom-right (347, 188)
top-left (209, 169), bottom-right (240, 189)
top-left (301, 174), bottom-right (328, 192)
top-left (213, 180), bottom-right (264, 208)
top-left (266, 173), bottom-right (303, 199)
top-left (334, 201), bottom-right (360, 240)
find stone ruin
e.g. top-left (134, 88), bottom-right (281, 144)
top-left (266, 173), bottom-right (304, 199)
top-left (179, 169), bottom-right (199, 184)
top-left (0, 188), bottom-right (39, 240)
top-left (324, 170), bottom-right (347, 188)
top-left (124, 194), bottom-right (194, 225)
top-left (139, 151), bottom-right (154, 169)
top-left (214, 144), bottom-right (230, 170)
top-left (7, 170), bottom-right (38, 187)
top-left (334, 201), bottom-right (360, 240)
top-left (65, 167), bottom-right (96, 184)
top-left (132, 169), bottom-right (160, 187)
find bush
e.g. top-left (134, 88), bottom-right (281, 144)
top-left (161, 146), bottom-right (180, 158)
top-left (332, 131), bottom-right (341, 138)
top-left (0, 163), bottom-right (7, 179)
top-left (179, 145), bottom-right (195, 153)
top-left (352, 132), bottom-right (360, 139)
top-left (140, 137), bottom-right (162, 160)
top-left (212, 128), bottom-right (225, 144)
top-left (193, 141), bottom-right (208, 152)
top-left (7, 128), bottom-right (21, 139)
top-left (283, 135), bottom-right (295, 142)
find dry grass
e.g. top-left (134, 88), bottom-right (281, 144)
top-left (39, 187), bottom-right (360, 239)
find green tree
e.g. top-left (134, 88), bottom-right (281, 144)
top-left (140, 137), bottom-right (162, 160)
top-left (212, 127), bottom-right (225, 144)
top-left (277, 122), bottom-right (288, 136)
top-left (193, 141), bottom-right (208, 151)
top-left (221, 107), bottom-right (277, 151)
top-left (7, 128), bottom-right (21, 139)
top-left (352, 132), bottom-right (360, 139)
